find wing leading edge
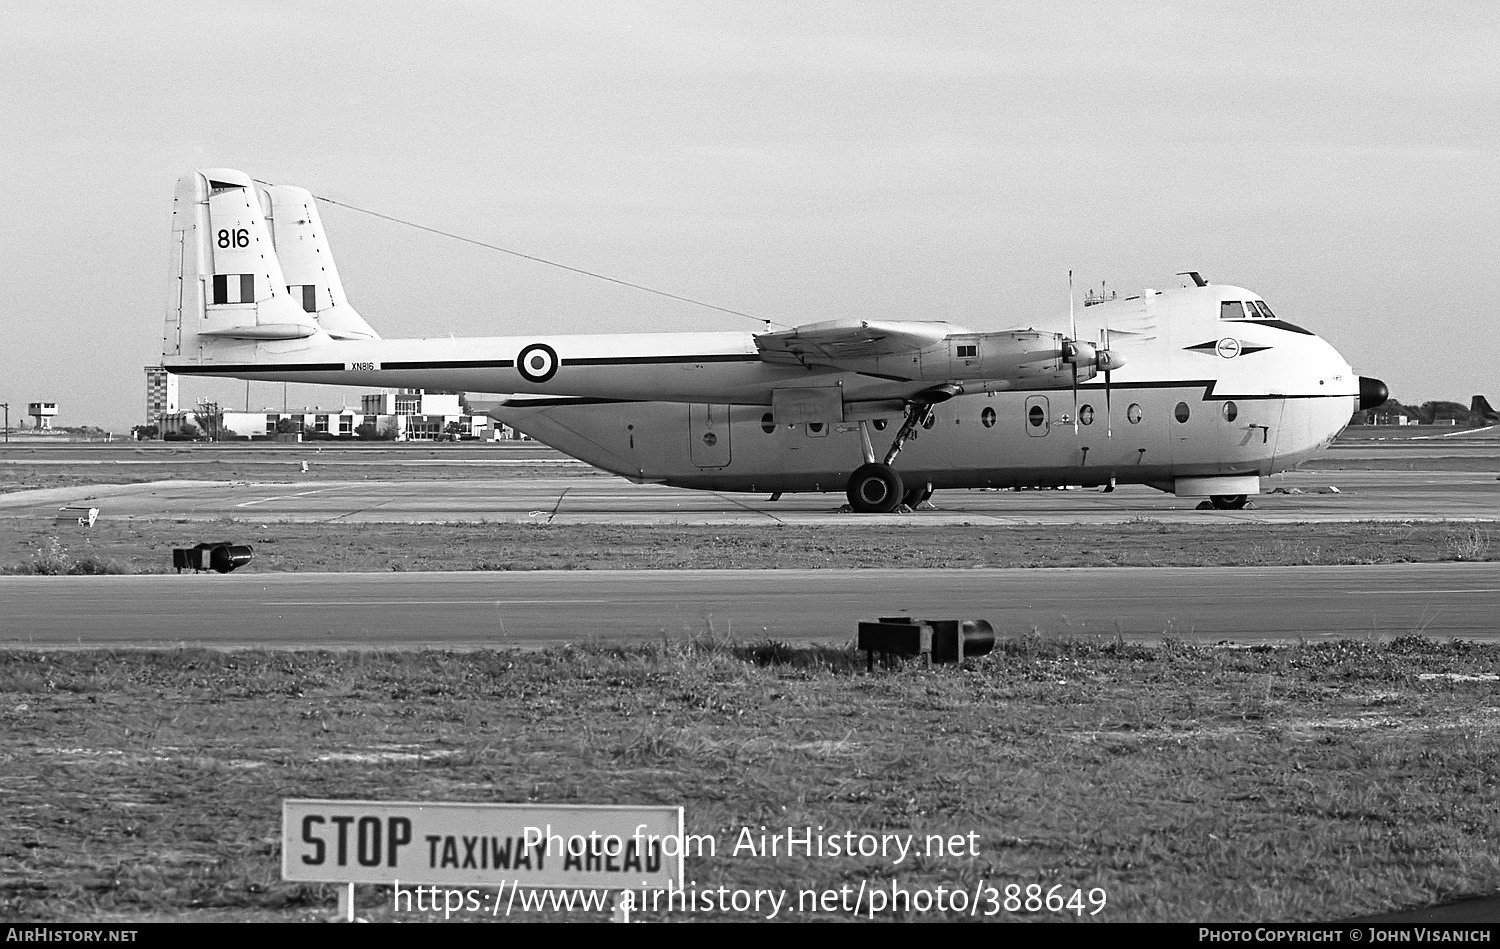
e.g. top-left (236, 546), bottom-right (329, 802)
top-left (754, 320), bottom-right (1121, 388)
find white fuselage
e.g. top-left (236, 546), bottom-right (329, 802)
top-left (168, 283), bottom-right (1361, 498)
top-left (486, 286), bottom-right (1358, 495)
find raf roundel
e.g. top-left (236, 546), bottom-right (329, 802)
top-left (516, 343), bottom-right (559, 383)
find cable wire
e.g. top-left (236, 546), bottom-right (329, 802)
top-left (255, 178), bottom-right (779, 328)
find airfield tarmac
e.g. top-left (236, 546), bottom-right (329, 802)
top-left (0, 432), bottom-right (1495, 648)
top-left (4, 563), bottom-right (1496, 649)
top-left (0, 454), bottom-right (1494, 526)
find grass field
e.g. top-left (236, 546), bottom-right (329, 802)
top-left (2, 638), bottom-right (1496, 922)
top-left (1, 520), bottom-right (1494, 575)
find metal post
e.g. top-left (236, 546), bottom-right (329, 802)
top-left (1, 403), bottom-right (7, 443)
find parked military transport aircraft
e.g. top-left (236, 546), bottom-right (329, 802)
top-left (161, 169), bottom-right (1388, 512)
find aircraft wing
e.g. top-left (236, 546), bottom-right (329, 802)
top-left (754, 320), bottom-right (962, 369)
top-left (756, 319), bottom-right (1120, 389)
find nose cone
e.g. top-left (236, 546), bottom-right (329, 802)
top-left (1359, 376), bottom-right (1389, 410)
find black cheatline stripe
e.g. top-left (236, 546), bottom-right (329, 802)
top-left (500, 397), bottom-right (640, 408)
top-left (565, 354), bottom-right (760, 366)
top-left (165, 363), bottom-right (346, 374)
top-left (381, 359), bottom-right (515, 370)
top-left (1070, 380), bottom-right (1351, 401)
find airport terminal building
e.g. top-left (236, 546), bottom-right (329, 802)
top-left (156, 388), bottom-right (517, 442)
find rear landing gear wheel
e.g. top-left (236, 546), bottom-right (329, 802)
top-left (847, 463), bottom-right (904, 513)
top-left (1210, 494), bottom-right (1248, 510)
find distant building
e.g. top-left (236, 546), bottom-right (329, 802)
top-left (158, 389), bottom-right (518, 442)
top-left (145, 368), bottom-right (179, 428)
top-left (360, 389), bottom-right (462, 418)
top-left (27, 402), bottom-right (58, 429)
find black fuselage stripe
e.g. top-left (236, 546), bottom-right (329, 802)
top-left (166, 364), bottom-right (346, 374)
top-left (502, 398), bottom-right (640, 407)
top-left (566, 354), bottom-right (760, 366)
top-left (381, 360), bottom-right (515, 370)
top-left (162, 367), bottom-right (1350, 401)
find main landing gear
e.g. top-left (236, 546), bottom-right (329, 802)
top-left (845, 389), bottom-right (954, 513)
top-left (847, 463), bottom-right (903, 513)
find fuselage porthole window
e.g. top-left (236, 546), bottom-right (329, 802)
top-left (1174, 402), bottom-right (1190, 423)
top-left (761, 413), bottom-right (775, 434)
top-left (922, 413), bottom-right (936, 430)
top-left (1222, 401), bottom-right (1238, 422)
top-left (872, 418), bottom-right (888, 432)
top-left (981, 406), bottom-right (996, 428)
top-left (1127, 403), bottom-right (1143, 424)
top-left (1080, 404), bottom-right (1094, 425)
top-left (1027, 405), bottom-right (1044, 428)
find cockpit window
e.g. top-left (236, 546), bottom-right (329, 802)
top-left (1220, 301), bottom-right (1246, 320)
top-left (1251, 300), bottom-right (1276, 319)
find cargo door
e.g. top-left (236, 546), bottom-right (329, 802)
top-left (689, 403), bottom-right (732, 468)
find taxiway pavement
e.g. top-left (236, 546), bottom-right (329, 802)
top-left (4, 563), bottom-right (1495, 649)
top-left (0, 466), bottom-right (1494, 526)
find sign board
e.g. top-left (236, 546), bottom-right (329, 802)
top-left (283, 800), bottom-right (684, 889)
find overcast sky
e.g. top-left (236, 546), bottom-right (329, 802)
top-left (2, 1), bottom-right (1495, 431)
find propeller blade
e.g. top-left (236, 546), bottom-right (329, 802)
top-left (1101, 325), bottom-right (1113, 438)
top-left (1072, 360), bottom-right (1080, 434)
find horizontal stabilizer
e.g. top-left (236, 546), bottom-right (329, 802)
top-left (198, 323), bottom-right (320, 340)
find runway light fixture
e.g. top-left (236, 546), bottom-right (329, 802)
top-left (172, 542), bottom-right (254, 574)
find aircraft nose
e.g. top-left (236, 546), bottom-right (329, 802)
top-left (1358, 376), bottom-right (1389, 410)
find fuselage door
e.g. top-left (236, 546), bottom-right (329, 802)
top-left (689, 403), bottom-right (732, 468)
top-left (1025, 395), bottom-right (1050, 437)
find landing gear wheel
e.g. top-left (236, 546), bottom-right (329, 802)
top-left (902, 486), bottom-right (933, 509)
top-left (847, 463), bottom-right (905, 513)
top-left (1210, 494), bottom-right (1248, 510)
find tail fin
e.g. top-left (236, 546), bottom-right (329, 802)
top-left (264, 185), bottom-right (380, 340)
top-left (1472, 395), bottom-right (1499, 422)
top-left (163, 169), bottom-right (324, 363)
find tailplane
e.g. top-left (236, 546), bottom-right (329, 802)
top-left (1472, 395), bottom-right (1500, 423)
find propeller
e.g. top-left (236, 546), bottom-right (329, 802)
top-left (1100, 323), bottom-right (1113, 438)
top-left (1069, 271), bottom-right (1078, 434)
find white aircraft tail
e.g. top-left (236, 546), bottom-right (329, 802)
top-left (262, 184), bottom-right (380, 340)
top-left (164, 169), bottom-right (377, 364)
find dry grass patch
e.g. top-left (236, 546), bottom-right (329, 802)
top-left (2, 637), bottom-right (1497, 922)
